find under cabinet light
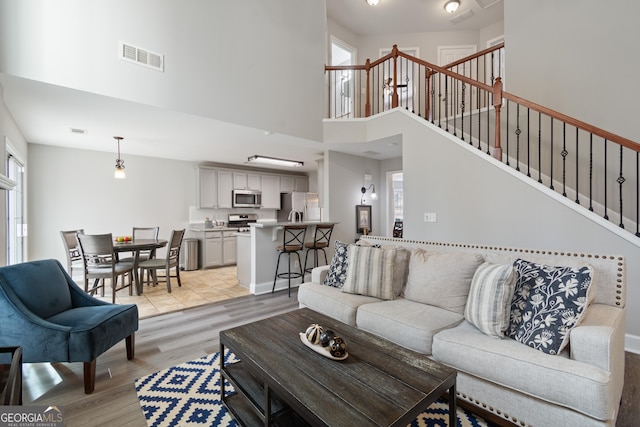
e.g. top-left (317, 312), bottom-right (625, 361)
top-left (247, 155), bottom-right (303, 168)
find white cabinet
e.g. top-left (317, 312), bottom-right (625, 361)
top-left (202, 232), bottom-right (223, 268)
top-left (280, 175), bottom-right (308, 193)
top-left (198, 168), bottom-right (217, 208)
top-left (233, 172), bottom-right (261, 190)
top-left (261, 175), bottom-right (280, 209)
top-left (201, 230), bottom-right (237, 268)
top-left (223, 231), bottom-right (237, 264)
top-left (217, 171), bottom-right (233, 208)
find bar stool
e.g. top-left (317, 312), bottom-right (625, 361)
top-left (303, 223), bottom-right (334, 274)
top-left (272, 225), bottom-right (307, 297)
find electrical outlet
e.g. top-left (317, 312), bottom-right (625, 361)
top-left (424, 212), bottom-right (437, 223)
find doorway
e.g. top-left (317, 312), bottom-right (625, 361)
top-left (330, 37), bottom-right (357, 118)
top-left (6, 141), bottom-right (25, 265)
top-left (386, 171), bottom-right (403, 237)
top-left (438, 45), bottom-right (477, 117)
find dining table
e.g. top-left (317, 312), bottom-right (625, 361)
top-left (113, 238), bottom-right (168, 295)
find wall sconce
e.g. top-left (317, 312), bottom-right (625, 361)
top-left (361, 184), bottom-right (377, 204)
top-left (114, 136), bottom-right (126, 179)
top-left (444, 0), bottom-right (460, 13)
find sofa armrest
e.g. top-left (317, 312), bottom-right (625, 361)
top-left (570, 303), bottom-right (625, 372)
top-left (311, 265), bottom-right (330, 284)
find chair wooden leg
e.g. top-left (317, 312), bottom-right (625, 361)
top-left (84, 359), bottom-right (96, 394)
top-left (166, 269), bottom-right (172, 293)
top-left (111, 277), bottom-right (116, 304)
top-left (126, 333), bottom-right (135, 360)
top-left (176, 266), bottom-right (182, 287)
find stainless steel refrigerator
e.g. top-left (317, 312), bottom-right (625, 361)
top-left (277, 192), bottom-right (321, 222)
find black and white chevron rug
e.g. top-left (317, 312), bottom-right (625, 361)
top-left (135, 351), bottom-right (495, 427)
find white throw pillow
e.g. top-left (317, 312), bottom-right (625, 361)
top-left (341, 245), bottom-right (396, 300)
top-left (464, 262), bottom-right (516, 338)
top-left (403, 249), bottom-right (483, 314)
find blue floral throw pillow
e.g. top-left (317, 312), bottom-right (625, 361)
top-left (323, 241), bottom-right (350, 288)
top-left (507, 258), bottom-right (594, 355)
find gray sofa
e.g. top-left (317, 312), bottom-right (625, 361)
top-left (298, 236), bottom-right (626, 427)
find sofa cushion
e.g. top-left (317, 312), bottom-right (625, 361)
top-left (432, 321), bottom-right (614, 421)
top-left (356, 298), bottom-right (464, 354)
top-left (342, 245), bottom-right (396, 300)
top-left (507, 259), bottom-right (595, 355)
top-left (403, 249), bottom-right (483, 314)
top-left (298, 283), bottom-right (381, 326)
top-left (464, 262), bottom-right (516, 338)
top-left (323, 240), bottom-right (350, 288)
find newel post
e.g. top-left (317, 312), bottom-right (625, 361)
top-left (492, 77), bottom-right (503, 160)
top-left (365, 59), bottom-right (371, 117)
top-left (392, 45), bottom-right (399, 108)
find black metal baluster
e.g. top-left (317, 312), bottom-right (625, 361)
top-left (438, 73), bottom-right (442, 128)
top-left (561, 123), bottom-right (568, 197)
top-left (550, 118), bottom-right (554, 190)
top-left (490, 50), bottom-right (495, 86)
top-left (604, 140), bottom-right (609, 220)
top-left (515, 104), bottom-right (521, 171)
top-left (618, 145), bottom-right (625, 228)
top-left (636, 151), bottom-right (640, 236)
top-left (486, 89), bottom-right (490, 154)
top-left (526, 108), bottom-right (531, 177)
top-left (575, 128), bottom-right (580, 204)
top-left (461, 65), bottom-right (466, 141)
top-left (538, 112), bottom-right (542, 183)
top-left (505, 100), bottom-right (510, 165)
top-left (445, 75), bottom-right (449, 132)
top-left (589, 134), bottom-right (594, 211)
top-left (453, 68), bottom-right (457, 136)
top-left (430, 71), bottom-right (436, 124)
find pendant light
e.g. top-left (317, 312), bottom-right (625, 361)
top-left (114, 136), bottom-right (126, 179)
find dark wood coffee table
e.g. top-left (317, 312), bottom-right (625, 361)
top-left (220, 308), bottom-right (457, 426)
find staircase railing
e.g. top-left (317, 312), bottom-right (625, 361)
top-left (325, 45), bottom-right (640, 238)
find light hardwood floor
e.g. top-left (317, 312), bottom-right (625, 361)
top-left (20, 268), bottom-right (640, 427)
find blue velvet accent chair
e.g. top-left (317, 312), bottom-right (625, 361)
top-left (0, 259), bottom-right (139, 394)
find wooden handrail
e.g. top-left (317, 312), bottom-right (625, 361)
top-left (442, 42), bottom-right (504, 70)
top-left (501, 90), bottom-right (640, 153)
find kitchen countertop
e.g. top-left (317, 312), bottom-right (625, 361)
top-left (251, 221), bottom-right (337, 228)
top-left (190, 227), bottom-right (239, 232)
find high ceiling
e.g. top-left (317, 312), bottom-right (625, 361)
top-left (1, 1), bottom-right (503, 173)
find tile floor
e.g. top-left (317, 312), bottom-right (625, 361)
top-left (88, 266), bottom-right (250, 319)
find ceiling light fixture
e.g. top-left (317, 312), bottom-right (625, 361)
top-left (247, 155), bottom-right (304, 168)
top-left (361, 184), bottom-right (377, 204)
top-left (366, 0), bottom-right (379, 5)
top-left (114, 136), bottom-right (126, 179)
top-left (444, 0), bottom-right (460, 13)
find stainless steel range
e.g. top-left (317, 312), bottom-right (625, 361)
top-left (228, 213), bottom-right (257, 232)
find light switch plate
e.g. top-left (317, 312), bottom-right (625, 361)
top-left (424, 212), bottom-right (437, 222)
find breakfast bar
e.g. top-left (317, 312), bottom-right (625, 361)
top-left (236, 221), bottom-right (338, 295)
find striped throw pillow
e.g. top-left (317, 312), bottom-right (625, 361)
top-left (464, 262), bottom-right (516, 338)
top-left (341, 245), bottom-right (396, 300)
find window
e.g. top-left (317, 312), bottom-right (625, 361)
top-left (6, 145), bottom-right (25, 265)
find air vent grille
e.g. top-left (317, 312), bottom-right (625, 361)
top-left (450, 9), bottom-right (474, 24)
top-left (119, 41), bottom-right (164, 72)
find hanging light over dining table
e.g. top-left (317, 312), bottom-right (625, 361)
top-left (114, 136), bottom-right (126, 179)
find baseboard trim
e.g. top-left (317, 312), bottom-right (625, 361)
top-left (625, 334), bottom-right (640, 354)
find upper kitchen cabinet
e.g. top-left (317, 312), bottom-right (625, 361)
top-left (280, 176), bottom-right (309, 193)
top-left (217, 170), bottom-right (233, 208)
top-left (233, 172), bottom-right (261, 191)
top-left (261, 175), bottom-right (280, 209)
top-left (198, 168), bottom-right (218, 208)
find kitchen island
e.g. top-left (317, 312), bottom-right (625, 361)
top-left (236, 221), bottom-right (338, 294)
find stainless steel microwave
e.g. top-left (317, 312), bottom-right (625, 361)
top-left (232, 189), bottom-right (262, 208)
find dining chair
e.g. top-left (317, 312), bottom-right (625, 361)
top-left (119, 227), bottom-right (160, 282)
top-left (77, 233), bottom-right (135, 303)
top-left (60, 229), bottom-right (85, 280)
top-left (138, 229), bottom-right (185, 293)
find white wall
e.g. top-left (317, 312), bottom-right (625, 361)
top-left (504, 1), bottom-right (640, 143)
top-left (28, 144), bottom-right (197, 264)
top-left (326, 109), bottom-right (640, 350)
top-left (0, 0), bottom-right (326, 142)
